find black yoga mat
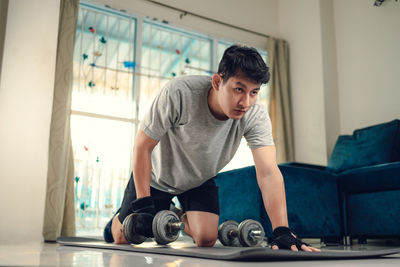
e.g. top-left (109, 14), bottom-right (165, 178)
top-left (57, 237), bottom-right (400, 261)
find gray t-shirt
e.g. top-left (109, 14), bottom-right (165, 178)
top-left (139, 75), bottom-right (274, 194)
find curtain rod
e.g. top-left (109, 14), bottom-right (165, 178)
top-left (145, 0), bottom-right (270, 39)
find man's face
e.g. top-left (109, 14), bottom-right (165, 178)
top-left (214, 72), bottom-right (261, 120)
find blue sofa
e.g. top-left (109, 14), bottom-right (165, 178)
top-left (215, 119), bottom-right (400, 243)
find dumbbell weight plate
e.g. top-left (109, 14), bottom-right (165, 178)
top-left (218, 220), bottom-right (241, 246)
top-left (237, 219), bottom-right (265, 247)
top-left (121, 213), bottom-right (148, 244)
top-left (152, 210), bottom-right (182, 245)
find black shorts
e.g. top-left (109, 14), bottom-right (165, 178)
top-left (117, 173), bottom-right (219, 223)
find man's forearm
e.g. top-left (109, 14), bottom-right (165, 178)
top-left (258, 171), bottom-right (289, 229)
top-left (132, 148), bottom-right (152, 198)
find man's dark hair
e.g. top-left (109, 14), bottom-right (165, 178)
top-left (217, 45), bottom-right (270, 85)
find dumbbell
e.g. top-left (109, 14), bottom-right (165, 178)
top-left (218, 219), bottom-right (265, 247)
top-left (122, 210), bottom-right (185, 245)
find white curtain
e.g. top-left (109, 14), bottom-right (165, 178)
top-left (267, 38), bottom-right (295, 163)
top-left (43, 0), bottom-right (79, 241)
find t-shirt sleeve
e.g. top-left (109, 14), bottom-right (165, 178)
top-left (139, 86), bottom-right (181, 141)
top-left (244, 104), bottom-right (275, 149)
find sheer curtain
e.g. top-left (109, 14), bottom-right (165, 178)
top-left (267, 37), bottom-right (294, 163)
top-left (43, 0), bottom-right (79, 241)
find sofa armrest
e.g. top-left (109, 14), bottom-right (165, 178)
top-left (278, 164), bottom-right (342, 237)
top-left (338, 161), bottom-right (400, 194)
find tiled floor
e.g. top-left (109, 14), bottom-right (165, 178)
top-left (1, 238), bottom-right (400, 266)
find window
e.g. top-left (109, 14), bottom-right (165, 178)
top-left (72, 3), bottom-right (269, 236)
top-left (72, 4), bottom-right (137, 236)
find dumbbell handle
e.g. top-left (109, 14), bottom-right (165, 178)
top-left (228, 229), bottom-right (238, 239)
top-left (228, 229), bottom-right (262, 239)
top-left (249, 230), bottom-right (262, 238)
top-left (167, 221), bottom-right (185, 234)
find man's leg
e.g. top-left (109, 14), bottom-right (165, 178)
top-left (177, 178), bottom-right (220, 247)
top-left (182, 211), bottom-right (219, 247)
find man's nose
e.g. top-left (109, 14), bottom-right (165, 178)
top-left (239, 94), bottom-right (250, 107)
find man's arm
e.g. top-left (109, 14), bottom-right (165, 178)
top-left (251, 146), bottom-right (320, 252)
top-left (132, 128), bottom-right (159, 198)
top-left (251, 146), bottom-right (288, 229)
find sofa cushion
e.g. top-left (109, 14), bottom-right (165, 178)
top-left (327, 119), bottom-right (400, 173)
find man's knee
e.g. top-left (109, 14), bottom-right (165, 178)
top-left (113, 234), bottom-right (128, 244)
top-left (195, 236), bottom-right (217, 247)
top-left (192, 229), bottom-right (218, 247)
top-left (185, 211), bottom-right (219, 247)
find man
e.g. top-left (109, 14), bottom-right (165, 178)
top-left (104, 45), bottom-right (320, 252)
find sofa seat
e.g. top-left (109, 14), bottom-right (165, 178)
top-left (347, 190), bottom-right (400, 236)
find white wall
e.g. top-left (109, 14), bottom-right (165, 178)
top-left (333, 0), bottom-right (400, 134)
top-left (0, 0), bottom-right (60, 242)
top-left (320, 0), bottom-right (340, 158)
top-left (277, 0), bottom-right (328, 165)
top-left (277, 0), bottom-right (400, 163)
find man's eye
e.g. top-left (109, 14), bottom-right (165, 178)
top-left (235, 88), bottom-right (243, 92)
top-left (252, 91), bottom-right (259, 95)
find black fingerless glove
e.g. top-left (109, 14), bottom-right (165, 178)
top-left (131, 196), bottom-right (157, 214)
top-left (270, 226), bottom-right (310, 250)
top-left (131, 196), bottom-right (157, 238)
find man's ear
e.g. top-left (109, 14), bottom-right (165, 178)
top-left (212, 74), bottom-right (223, 91)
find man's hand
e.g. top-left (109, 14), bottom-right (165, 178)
top-left (270, 226), bottom-right (321, 252)
top-left (131, 196), bottom-right (157, 237)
